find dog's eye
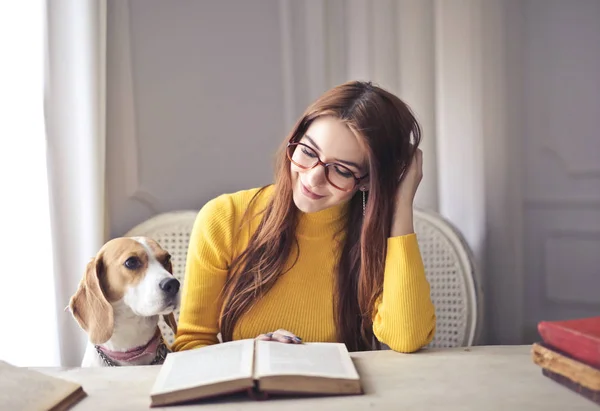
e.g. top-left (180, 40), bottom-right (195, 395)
top-left (124, 257), bottom-right (141, 270)
top-left (162, 254), bottom-right (172, 269)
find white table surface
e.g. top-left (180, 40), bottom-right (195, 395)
top-left (32, 345), bottom-right (598, 410)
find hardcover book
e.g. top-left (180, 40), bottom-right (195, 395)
top-left (538, 316), bottom-right (600, 369)
top-left (0, 360), bottom-right (86, 411)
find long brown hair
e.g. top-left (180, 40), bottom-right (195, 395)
top-left (219, 81), bottom-right (421, 351)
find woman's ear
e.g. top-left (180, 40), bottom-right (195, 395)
top-left (68, 254), bottom-right (114, 345)
top-left (358, 173), bottom-right (370, 192)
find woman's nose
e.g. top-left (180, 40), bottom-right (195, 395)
top-left (305, 164), bottom-right (327, 187)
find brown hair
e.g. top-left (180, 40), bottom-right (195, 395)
top-left (219, 81), bottom-right (421, 351)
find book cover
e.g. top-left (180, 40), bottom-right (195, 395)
top-left (542, 368), bottom-right (600, 406)
top-left (538, 316), bottom-right (600, 369)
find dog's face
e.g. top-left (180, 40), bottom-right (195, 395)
top-left (69, 237), bottom-right (180, 345)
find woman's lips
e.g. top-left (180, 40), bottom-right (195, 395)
top-left (301, 182), bottom-right (324, 200)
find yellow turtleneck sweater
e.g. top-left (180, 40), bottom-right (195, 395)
top-left (172, 185), bottom-right (436, 353)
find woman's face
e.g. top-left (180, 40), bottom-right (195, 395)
top-left (290, 116), bottom-right (369, 214)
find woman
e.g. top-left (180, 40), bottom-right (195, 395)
top-left (172, 81), bottom-right (436, 353)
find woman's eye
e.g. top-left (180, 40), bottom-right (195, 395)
top-left (334, 166), bottom-right (353, 178)
top-left (124, 257), bottom-right (141, 270)
top-left (301, 147), bottom-right (317, 158)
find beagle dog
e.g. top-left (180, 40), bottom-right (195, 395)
top-left (69, 236), bottom-right (180, 367)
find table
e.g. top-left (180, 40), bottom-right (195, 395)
top-left (34, 345), bottom-right (597, 410)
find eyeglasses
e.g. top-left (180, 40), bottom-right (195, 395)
top-left (286, 142), bottom-right (368, 192)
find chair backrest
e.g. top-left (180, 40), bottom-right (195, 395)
top-left (125, 207), bottom-right (483, 348)
top-left (413, 207), bottom-right (483, 348)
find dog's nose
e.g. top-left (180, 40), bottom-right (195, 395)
top-left (159, 278), bottom-right (180, 296)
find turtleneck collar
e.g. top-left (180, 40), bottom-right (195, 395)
top-left (296, 201), bottom-right (349, 238)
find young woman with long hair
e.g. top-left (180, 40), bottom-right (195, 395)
top-left (172, 81), bottom-right (436, 353)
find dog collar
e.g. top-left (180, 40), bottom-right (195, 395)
top-left (95, 330), bottom-right (169, 366)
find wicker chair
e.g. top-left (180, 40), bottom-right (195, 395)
top-left (413, 208), bottom-right (482, 348)
top-left (125, 208), bottom-right (483, 348)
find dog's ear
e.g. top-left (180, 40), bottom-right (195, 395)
top-left (162, 252), bottom-right (178, 336)
top-left (165, 253), bottom-right (174, 275)
top-left (164, 312), bottom-right (178, 335)
top-left (68, 254), bottom-right (114, 345)
top-left (162, 252), bottom-right (177, 334)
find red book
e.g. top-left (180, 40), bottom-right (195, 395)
top-left (538, 316), bottom-right (600, 369)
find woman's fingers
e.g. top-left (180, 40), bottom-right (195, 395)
top-left (255, 329), bottom-right (302, 344)
top-left (272, 329), bottom-right (302, 344)
top-left (255, 333), bottom-right (272, 341)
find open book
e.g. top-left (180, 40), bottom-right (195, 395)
top-left (150, 339), bottom-right (363, 407)
top-left (0, 360), bottom-right (86, 411)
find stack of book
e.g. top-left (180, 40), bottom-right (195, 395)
top-left (532, 316), bottom-right (600, 405)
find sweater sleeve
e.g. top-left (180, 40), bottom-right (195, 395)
top-left (171, 194), bottom-right (236, 351)
top-left (372, 233), bottom-right (436, 352)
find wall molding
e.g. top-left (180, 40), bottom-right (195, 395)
top-left (543, 230), bottom-right (600, 306)
top-left (542, 144), bottom-right (600, 179)
top-left (524, 198), bottom-right (600, 209)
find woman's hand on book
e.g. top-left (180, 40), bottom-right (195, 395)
top-left (256, 329), bottom-right (302, 344)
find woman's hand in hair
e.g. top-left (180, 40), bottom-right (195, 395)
top-left (391, 148), bottom-right (423, 237)
top-left (397, 147), bottom-right (423, 205)
top-left (256, 329), bottom-right (302, 344)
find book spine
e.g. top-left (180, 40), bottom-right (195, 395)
top-left (542, 368), bottom-right (600, 405)
top-left (538, 323), bottom-right (600, 369)
top-left (246, 386), bottom-right (269, 401)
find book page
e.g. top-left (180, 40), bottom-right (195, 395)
top-left (254, 341), bottom-right (359, 380)
top-left (151, 339), bottom-right (255, 395)
top-left (0, 360), bottom-right (84, 411)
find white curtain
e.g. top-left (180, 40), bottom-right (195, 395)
top-left (45, 0), bottom-right (108, 367)
top-left (0, 0), bottom-right (107, 367)
top-left (0, 0), bottom-right (59, 367)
